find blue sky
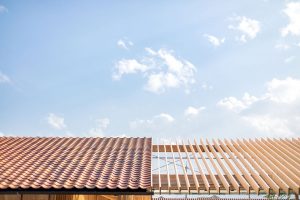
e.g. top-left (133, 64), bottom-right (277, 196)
top-left (0, 0), bottom-right (300, 140)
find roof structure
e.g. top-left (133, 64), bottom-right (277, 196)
top-left (0, 137), bottom-right (152, 192)
top-left (0, 136), bottom-right (299, 198)
top-left (152, 138), bottom-right (300, 196)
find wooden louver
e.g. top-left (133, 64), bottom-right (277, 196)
top-left (151, 138), bottom-right (300, 196)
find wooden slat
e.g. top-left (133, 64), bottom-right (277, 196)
top-left (176, 141), bottom-right (190, 192)
top-left (267, 138), bottom-right (300, 165)
top-left (194, 139), bottom-right (220, 193)
top-left (262, 138), bottom-right (300, 170)
top-left (200, 139), bottom-right (229, 194)
top-left (153, 145), bottom-right (209, 153)
top-left (157, 144), bottom-right (161, 194)
top-left (224, 139), bottom-right (271, 195)
top-left (238, 139), bottom-right (293, 195)
top-left (232, 139), bottom-right (281, 195)
top-left (182, 142), bottom-right (200, 193)
top-left (151, 143), bottom-right (153, 190)
top-left (249, 139), bottom-right (300, 189)
top-left (206, 139), bottom-right (239, 193)
top-left (188, 140), bottom-right (210, 192)
top-left (256, 139), bottom-right (300, 179)
top-left (170, 144), bottom-right (181, 192)
top-left (277, 139), bottom-right (300, 158)
top-left (152, 174), bottom-right (241, 192)
top-left (211, 139), bottom-right (250, 194)
top-left (163, 143), bottom-right (171, 193)
top-left (217, 139), bottom-right (260, 194)
top-left (292, 138), bottom-right (300, 146)
top-left (284, 138), bottom-right (300, 151)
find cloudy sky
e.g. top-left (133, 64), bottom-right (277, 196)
top-left (0, 0), bottom-right (300, 140)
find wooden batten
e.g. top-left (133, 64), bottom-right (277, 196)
top-left (262, 138), bottom-right (300, 170)
top-left (268, 138), bottom-right (300, 164)
top-left (200, 139), bottom-right (228, 194)
top-left (163, 143), bottom-right (171, 193)
top-left (170, 144), bottom-right (181, 192)
top-left (237, 139), bottom-right (291, 194)
top-left (206, 139), bottom-right (238, 194)
top-left (157, 144), bottom-right (161, 194)
top-left (176, 142), bottom-right (191, 193)
top-left (276, 139), bottom-right (300, 159)
top-left (188, 140), bottom-right (210, 192)
top-left (255, 139), bottom-right (300, 181)
top-left (182, 142), bottom-right (199, 193)
top-left (217, 139), bottom-right (258, 194)
top-left (194, 139), bottom-right (220, 194)
top-left (244, 139), bottom-right (299, 195)
top-left (224, 139), bottom-right (270, 195)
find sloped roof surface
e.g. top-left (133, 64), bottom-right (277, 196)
top-left (0, 137), bottom-right (152, 190)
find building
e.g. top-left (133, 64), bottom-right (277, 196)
top-left (0, 137), bottom-right (299, 200)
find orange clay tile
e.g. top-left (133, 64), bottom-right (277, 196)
top-left (0, 137), bottom-right (152, 190)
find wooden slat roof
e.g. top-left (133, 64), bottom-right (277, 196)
top-left (151, 138), bottom-right (300, 195)
top-left (152, 198), bottom-right (269, 200)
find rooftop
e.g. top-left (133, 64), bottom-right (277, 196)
top-left (0, 137), bottom-right (299, 197)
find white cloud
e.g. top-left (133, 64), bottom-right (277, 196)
top-left (130, 113), bottom-right (175, 130)
top-left (0, 131), bottom-right (4, 136)
top-left (184, 106), bottom-right (205, 117)
top-left (146, 72), bottom-right (180, 93)
top-left (47, 113), bottom-right (67, 130)
top-left (114, 47), bottom-right (197, 94)
top-left (0, 5), bottom-right (7, 13)
top-left (157, 113), bottom-right (175, 122)
top-left (275, 43), bottom-right (290, 50)
top-left (88, 118), bottom-right (110, 137)
top-left (158, 49), bottom-right (196, 80)
top-left (243, 115), bottom-right (294, 137)
top-left (145, 47), bottom-right (157, 55)
top-left (284, 56), bottom-right (295, 63)
top-left (159, 137), bottom-right (182, 145)
top-left (113, 59), bottom-right (149, 80)
top-left (0, 72), bottom-right (11, 84)
top-left (229, 16), bottom-right (261, 42)
top-left (281, 2), bottom-right (300, 37)
top-left (117, 38), bottom-right (133, 50)
top-left (219, 77), bottom-right (300, 108)
top-left (203, 34), bottom-right (225, 46)
top-left (145, 48), bottom-right (197, 94)
top-left (265, 77), bottom-right (300, 104)
top-left (184, 106), bottom-right (205, 118)
top-left (217, 93), bottom-right (259, 113)
top-left (217, 77), bottom-right (300, 137)
top-left (201, 82), bottom-right (213, 90)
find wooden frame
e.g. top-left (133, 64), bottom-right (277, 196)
top-left (151, 138), bottom-right (300, 195)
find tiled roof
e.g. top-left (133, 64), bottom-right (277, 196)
top-left (0, 137), bottom-right (152, 190)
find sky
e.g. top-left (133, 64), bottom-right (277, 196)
top-left (0, 0), bottom-right (300, 140)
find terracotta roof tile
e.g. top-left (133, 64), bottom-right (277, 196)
top-left (0, 137), bottom-right (152, 190)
